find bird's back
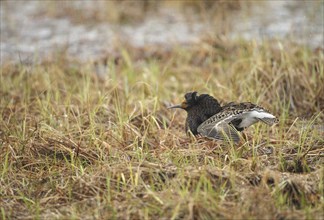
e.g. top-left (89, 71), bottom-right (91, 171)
top-left (197, 101), bottom-right (278, 140)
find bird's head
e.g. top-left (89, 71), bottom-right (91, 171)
top-left (168, 91), bottom-right (201, 111)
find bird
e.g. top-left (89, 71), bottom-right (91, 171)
top-left (168, 91), bottom-right (222, 135)
top-left (168, 91), bottom-right (278, 142)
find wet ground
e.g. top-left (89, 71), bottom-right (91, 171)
top-left (1, 1), bottom-right (323, 63)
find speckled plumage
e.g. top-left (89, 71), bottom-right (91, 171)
top-left (169, 92), bottom-right (278, 142)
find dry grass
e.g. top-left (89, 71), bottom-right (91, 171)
top-left (33, 0), bottom-right (244, 25)
top-left (1, 38), bottom-right (323, 219)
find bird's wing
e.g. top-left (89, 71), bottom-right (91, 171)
top-left (222, 102), bottom-right (257, 111)
top-left (245, 109), bottom-right (278, 125)
top-left (197, 114), bottom-right (241, 143)
top-left (257, 116), bottom-right (278, 125)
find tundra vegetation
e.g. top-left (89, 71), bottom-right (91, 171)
top-left (1, 1), bottom-right (323, 219)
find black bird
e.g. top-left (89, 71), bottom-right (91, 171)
top-left (169, 92), bottom-right (278, 142)
top-left (168, 92), bottom-right (222, 135)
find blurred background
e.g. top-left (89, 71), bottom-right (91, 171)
top-left (1, 0), bottom-right (323, 64)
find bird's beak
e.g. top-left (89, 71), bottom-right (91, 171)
top-left (168, 104), bottom-right (182, 109)
top-left (168, 101), bottom-right (188, 109)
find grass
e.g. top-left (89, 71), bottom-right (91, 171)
top-left (35, 1), bottom-right (243, 25)
top-left (0, 38), bottom-right (323, 219)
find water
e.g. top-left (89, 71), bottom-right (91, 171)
top-left (230, 1), bottom-right (324, 47)
top-left (1, 1), bottom-right (323, 64)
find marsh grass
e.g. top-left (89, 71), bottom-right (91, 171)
top-left (37, 1), bottom-right (244, 25)
top-left (0, 39), bottom-right (323, 219)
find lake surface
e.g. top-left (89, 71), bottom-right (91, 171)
top-left (1, 1), bottom-right (323, 63)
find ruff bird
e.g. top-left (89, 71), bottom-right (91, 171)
top-left (169, 92), bottom-right (278, 142)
